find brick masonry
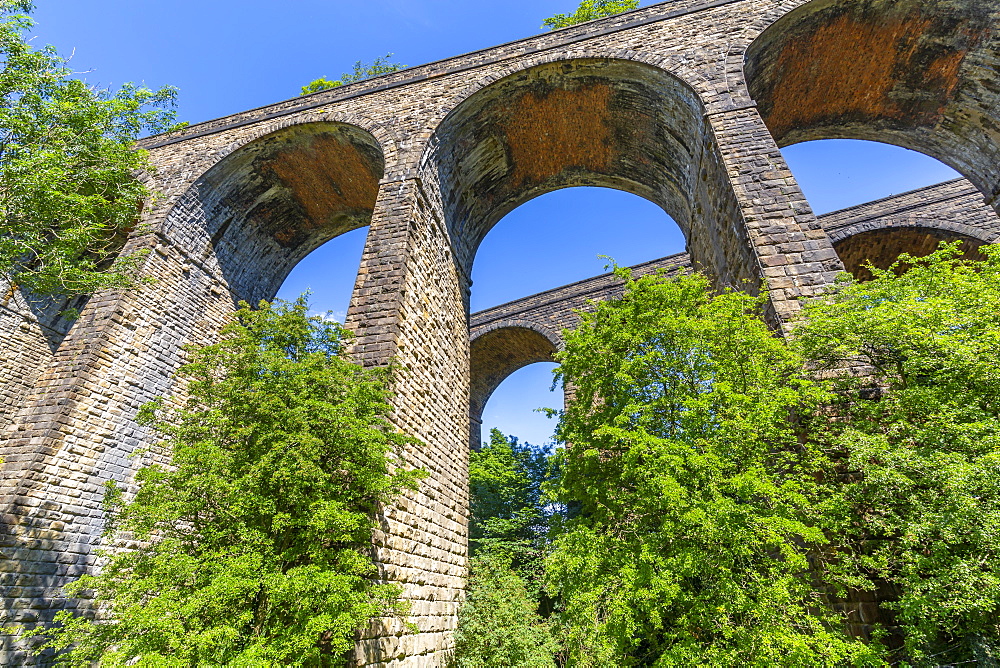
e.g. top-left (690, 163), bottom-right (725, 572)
top-left (2, 0), bottom-right (999, 664)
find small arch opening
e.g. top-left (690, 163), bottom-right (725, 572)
top-left (834, 228), bottom-right (986, 281)
top-left (469, 324), bottom-right (561, 451)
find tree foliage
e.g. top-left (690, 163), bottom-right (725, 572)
top-left (452, 552), bottom-right (559, 668)
top-left (535, 247), bottom-right (1000, 665)
top-left (0, 0), bottom-right (181, 299)
top-left (40, 297), bottom-right (423, 667)
top-left (542, 0), bottom-right (640, 30)
top-left (469, 428), bottom-right (551, 560)
top-left (453, 429), bottom-right (557, 667)
top-left (301, 54), bottom-right (404, 95)
top-left (544, 267), bottom-right (877, 666)
top-left (795, 244), bottom-right (1000, 665)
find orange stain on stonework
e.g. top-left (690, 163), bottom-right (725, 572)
top-left (264, 133), bottom-right (381, 246)
top-left (502, 83), bottom-right (615, 187)
top-left (765, 11), bottom-right (977, 138)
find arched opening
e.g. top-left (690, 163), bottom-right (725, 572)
top-left (834, 227), bottom-right (986, 280)
top-left (425, 59), bottom-right (738, 450)
top-left (422, 57), bottom-right (758, 302)
top-left (778, 138), bottom-right (999, 277)
top-left (274, 226), bottom-right (368, 321)
top-left (746, 0), bottom-right (1000, 279)
top-left (745, 0), bottom-right (1000, 215)
top-left (161, 121), bottom-right (384, 306)
top-left (480, 363), bottom-right (561, 448)
top-left (118, 121), bottom-right (386, 450)
top-left (781, 140), bottom-right (960, 214)
top-left (470, 187), bottom-right (687, 312)
top-left (0, 120), bottom-right (383, 437)
top-left (469, 323), bottom-right (561, 451)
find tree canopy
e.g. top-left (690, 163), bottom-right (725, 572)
top-left (794, 244), bottom-right (1000, 665)
top-left (542, 0), bottom-right (640, 30)
top-left (40, 297), bottom-right (423, 667)
top-left (0, 0), bottom-right (181, 300)
top-left (468, 428), bottom-right (550, 559)
top-left (545, 267), bottom-right (875, 666)
top-left (452, 429), bottom-right (557, 667)
top-left (456, 244), bottom-right (1000, 665)
top-left (301, 54), bottom-right (404, 95)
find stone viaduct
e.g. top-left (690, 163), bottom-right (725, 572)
top-left (2, 0), bottom-right (1000, 664)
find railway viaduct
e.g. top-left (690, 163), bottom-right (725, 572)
top-left (3, 0), bottom-right (1000, 664)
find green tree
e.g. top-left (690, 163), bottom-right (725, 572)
top-left (301, 54), bottom-right (404, 95)
top-left (452, 552), bottom-right (559, 668)
top-left (795, 244), bottom-right (1000, 665)
top-left (469, 428), bottom-right (551, 559)
top-left (0, 0), bottom-right (181, 300)
top-left (542, 0), bottom-right (639, 30)
top-left (544, 267), bottom-right (877, 666)
top-left (453, 429), bottom-right (558, 667)
top-left (40, 297), bottom-right (423, 667)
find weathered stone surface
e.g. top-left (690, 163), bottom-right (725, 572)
top-left (2, 0), bottom-right (999, 663)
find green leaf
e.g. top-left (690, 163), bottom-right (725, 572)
top-left (0, 1), bottom-right (180, 301)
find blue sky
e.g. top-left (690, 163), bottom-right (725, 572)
top-left (33, 0), bottom-right (961, 446)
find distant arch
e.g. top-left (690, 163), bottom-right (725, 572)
top-left (469, 320), bottom-right (562, 451)
top-left (826, 214), bottom-right (999, 248)
top-left (831, 222), bottom-right (990, 281)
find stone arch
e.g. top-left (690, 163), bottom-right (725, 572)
top-left (829, 217), bottom-right (993, 280)
top-left (148, 113), bottom-right (401, 233)
top-left (744, 0), bottom-right (1000, 212)
top-left (419, 57), bottom-right (758, 299)
top-left (412, 48), bottom-right (717, 152)
top-left (826, 213), bottom-right (1000, 247)
top-left (206, 111), bottom-right (400, 181)
top-left (469, 320), bottom-right (563, 451)
top-left (160, 120), bottom-right (386, 305)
